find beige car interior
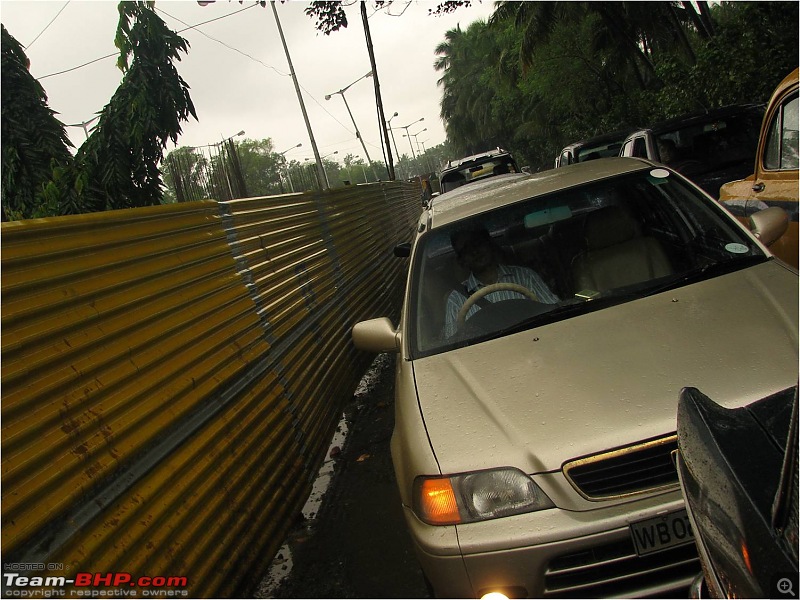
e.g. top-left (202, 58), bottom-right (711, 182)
top-left (415, 204), bottom-right (674, 349)
top-left (572, 206), bottom-right (673, 293)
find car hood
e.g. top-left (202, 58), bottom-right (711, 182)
top-left (412, 262), bottom-right (798, 475)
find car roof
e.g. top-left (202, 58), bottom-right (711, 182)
top-left (427, 157), bottom-right (655, 230)
top-left (627, 103), bottom-right (764, 136)
top-left (561, 127), bottom-right (638, 153)
top-left (771, 67), bottom-right (799, 102)
top-left (442, 148), bottom-right (513, 171)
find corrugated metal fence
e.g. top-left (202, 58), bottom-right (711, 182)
top-left (1, 182), bottom-right (421, 597)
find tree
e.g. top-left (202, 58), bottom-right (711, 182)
top-left (1, 25), bottom-right (73, 220)
top-left (436, 0), bottom-right (798, 171)
top-left (162, 146), bottom-right (209, 203)
top-left (237, 138), bottom-right (284, 196)
top-left (66, 1), bottom-right (197, 213)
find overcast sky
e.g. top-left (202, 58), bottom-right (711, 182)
top-left (1, 0), bottom-right (497, 166)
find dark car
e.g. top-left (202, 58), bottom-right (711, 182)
top-left (675, 384), bottom-right (798, 598)
top-left (438, 148), bottom-right (519, 195)
top-left (619, 104), bottom-right (764, 198)
top-left (554, 128), bottom-right (637, 168)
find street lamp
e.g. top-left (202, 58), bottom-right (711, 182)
top-left (396, 118), bottom-right (424, 168)
top-left (224, 129), bottom-right (246, 142)
top-left (403, 126), bottom-right (427, 176)
top-left (404, 127), bottom-right (427, 151)
top-left (279, 142), bottom-right (302, 156)
top-left (326, 72), bottom-right (379, 181)
top-left (386, 111), bottom-right (400, 176)
top-left (279, 143), bottom-right (302, 193)
top-left (66, 115), bottom-right (100, 140)
top-left (321, 151), bottom-right (338, 188)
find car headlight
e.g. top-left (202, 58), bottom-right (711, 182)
top-left (412, 467), bottom-right (554, 525)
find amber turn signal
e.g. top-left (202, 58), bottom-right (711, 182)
top-left (416, 477), bottom-right (462, 525)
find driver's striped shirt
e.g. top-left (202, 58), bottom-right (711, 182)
top-left (443, 265), bottom-right (559, 338)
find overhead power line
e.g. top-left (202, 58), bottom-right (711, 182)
top-left (37, 3), bottom-right (260, 80)
top-left (25, 0), bottom-right (70, 50)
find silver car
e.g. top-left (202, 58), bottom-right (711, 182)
top-left (352, 157), bottom-right (797, 599)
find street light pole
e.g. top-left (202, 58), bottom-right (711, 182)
top-left (66, 115), bottom-right (100, 140)
top-left (360, 1), bottom-right (395, 181)
top-left (279, 142), bottom-right (302, 193)
top-left (326, 72), bottom-right (379, 182)
top-left (398, 118), bottom-right (424, 160)
top-left (321, 150), bottom-right (338, 188)
top-left (404, 127), bottom-right (427, 177)
top-left (387, 112), bottom-right (401, 178)
top-left (270, 2), bottom-right (328, 190)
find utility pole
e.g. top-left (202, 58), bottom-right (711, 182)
top-left (361, 2), bottom-right (395, 181)
top-left (270, 1), bottom-right (328, 189)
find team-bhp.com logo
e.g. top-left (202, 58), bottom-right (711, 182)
top-left (3, 571), bottom-right (189, 597)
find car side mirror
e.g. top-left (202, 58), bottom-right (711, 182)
top-left (352, 317), bottom-right (400, 353)
top-left (749, 206), bottom-right (789, 247)
top-left (394, 242), bottom-right (411, 258)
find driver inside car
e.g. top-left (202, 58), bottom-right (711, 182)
top-left (443, 227), bottom-right (559, 338)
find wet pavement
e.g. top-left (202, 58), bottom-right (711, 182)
top-left (256, 353), bottom-right (430, 599)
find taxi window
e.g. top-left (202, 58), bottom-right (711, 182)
top-left (764, 92), bottom-right (799, 171)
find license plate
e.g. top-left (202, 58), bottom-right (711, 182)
top-left (630, 509), bottom-right (695, 556)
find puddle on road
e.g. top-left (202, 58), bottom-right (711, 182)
top-left (255, 354), bottom-right (389, 597)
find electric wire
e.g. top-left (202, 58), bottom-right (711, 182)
top-left (156, 5), bottom-right (290, 78)
top-left (25, 0), bottom-right (70, 50)
top-left (38, 3), bottom-right (258, 80)
top-left (29, 1), bottom-right (391, 157)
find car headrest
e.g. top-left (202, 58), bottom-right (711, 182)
top-left (585, 206), bottom-right (640, 250)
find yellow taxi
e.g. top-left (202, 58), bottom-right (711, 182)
top-left (720, 68), bottom-right (799, 268)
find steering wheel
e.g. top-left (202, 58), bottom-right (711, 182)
top-left (456, 283), bottom-right (538, 328)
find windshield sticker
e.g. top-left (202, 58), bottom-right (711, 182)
top-left (649, 168), bottom-right (670, 179)
top-left (725, 243), bottom-right (750, 254)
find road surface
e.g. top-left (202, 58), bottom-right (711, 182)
top-left (256, 353), bottom-right (430, 599)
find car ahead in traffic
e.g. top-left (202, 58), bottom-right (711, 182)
top-left (619, 104), bottom-right (764, 199)
top-left (720, 68), bottom-right (799, 269)
top-left (352, 157), bottom-right (798, 599)
top-left (439, 148), bottom-right (519, 195)
top-left (554, 128), bottom-right (636, 168)
top-left (675, 384), bottom-right (798, 599)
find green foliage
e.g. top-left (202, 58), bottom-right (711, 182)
top-left (237, 138), bottom-right (285, 196)
top-left (2, 2), bottom-right (197, 218)
top-left (436, 0), bottom-right (799, 171)
top-left (69, 1), bottom-right (197, 212)
top-left (1, 24), bottom-right (74, 220)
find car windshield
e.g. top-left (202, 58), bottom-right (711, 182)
top-left (576, 141), bottom-right (624, 162)
top-left (409, 168), bottom-right (767, 358)
top-left (655, 110), bottom-right (762, 173)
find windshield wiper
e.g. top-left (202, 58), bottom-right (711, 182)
top-left (645, 254), bottom-right (768, 297)
top-left (491, 298), bottom-right (602, 338)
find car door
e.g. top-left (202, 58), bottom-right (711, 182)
top-left (722, 84), bottom-right (798, 267)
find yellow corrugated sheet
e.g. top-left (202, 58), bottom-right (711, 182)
top-left (1, 182), bottom-right (421, 597)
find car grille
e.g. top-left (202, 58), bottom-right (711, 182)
top-left (543, 537), bottom-right (699, 598)
top-left (563, 435), bottom-right (679, 500)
